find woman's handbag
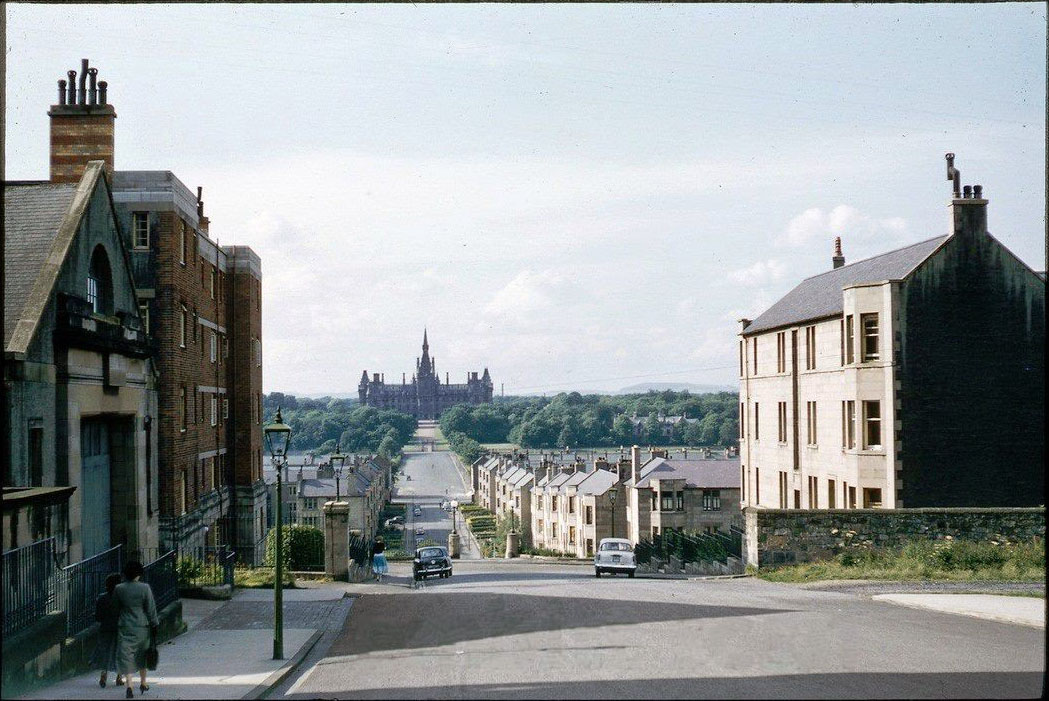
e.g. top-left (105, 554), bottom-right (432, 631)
top-left (145, 628), bottom-right (159, 671)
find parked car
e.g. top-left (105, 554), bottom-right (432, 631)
top-left (594, 538), bottom-right (636, 578)
top-left (415, 527), bottom-right (426, 536)
top-left (385, 516), bottom-right (404, 527)
top-left (413, 545), bottom-right (453, 580)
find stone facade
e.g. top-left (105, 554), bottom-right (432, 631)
top-left (739, 162), bottom-right (1044, 512)
top-left (359, 331), bottom-right (493, 420)
top-left (744, 506), bottom-right (1046, 568)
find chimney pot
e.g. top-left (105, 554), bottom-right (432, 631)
top-left (963, 185), bottom-right (972, 199)
top-left (67, 71), bottom-right (77, 103)
top-left (78, 59), bottom-right (88, 105)
top-left (832, 236), bottom-right (845, 269)
top-left (58, 80), bottom-right (67, 105)
top-left (98, 81), bottom-right (108, 105)
top-left (88, 68), bottom-right (98, 104)
top-left (973, 185), bottom-right (983, 198)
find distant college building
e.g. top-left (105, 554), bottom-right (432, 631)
top-left (738, 157), bottom-right (1045, 511)
top-left (359, 330), bottom-right (493, 419)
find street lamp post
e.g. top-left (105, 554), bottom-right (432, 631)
top-left (264, 407), bottom-right (292, 661)
top-left (330, 442), bottom-right (347, 502)
top-left (608, 488), bottom-right (618, 539)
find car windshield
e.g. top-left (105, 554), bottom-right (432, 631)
top-left (599, 542), bottom-right (632, 552)
top-left (419, 548), bottom-right (445, 559)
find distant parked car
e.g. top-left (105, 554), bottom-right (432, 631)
top-left (594, 538), bottom-right (636, 578)
top-left (386, 516), bottom-right (404, 526)
top-left (415, 527), bottom-right (426, 536)
top-left (413, 546), bottom-right (453, 580)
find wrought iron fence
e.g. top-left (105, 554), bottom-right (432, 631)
top-left (175, 545), bottom-right (237, 588)
top-left (61, 544), bottom-right (124, 636)
top-left (2, 537), bottom-right (61, 637)
top-left (143, 550), bottom-right (179, 611)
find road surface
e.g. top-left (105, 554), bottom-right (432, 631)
top-left (393, 450), bottom-right (479, 558)
top-left (278, 561), bottom-right (1044, 699)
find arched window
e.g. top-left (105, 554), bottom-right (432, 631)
top-left (87, 245), bottom-right (113, 314)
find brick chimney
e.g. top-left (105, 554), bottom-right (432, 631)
top-left (630, 445), bottom-right (641, 484)
top-left (48, 58), bottom-right (116, 183)
top-left (832, 237), bottom-right (845, 269)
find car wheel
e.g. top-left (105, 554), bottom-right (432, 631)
top-left (628, 570), bottom-right (635, 578)
top-left (595, 569), bottom-right (601, 577)
top-left (413, 574), bottom-right (420, 581)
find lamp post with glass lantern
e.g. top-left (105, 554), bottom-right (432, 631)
top-left (330, 442), bottom-right (347, 502)
top-left (608, 488), bottom-right (618, 539)
top-left (264, 407), bottom-right (292, 660)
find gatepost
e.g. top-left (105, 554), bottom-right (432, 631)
top-left (323, 501), bottom-right (350, 580)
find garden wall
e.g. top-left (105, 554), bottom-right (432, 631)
top-left (743, 507), bottom-right (1045, 568)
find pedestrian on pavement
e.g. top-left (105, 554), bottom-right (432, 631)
top-left (371, 536), bottom-right (388, 582)
top-left (92, 573), bottom-right (124, 688)
top-left (114, 560), bottom-right (160, 698)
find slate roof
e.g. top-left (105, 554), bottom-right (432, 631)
top-left (632, 457), bottom-right (740, 489)
top-left (4, 183), bottom-right (79, 348)
top-left (578, 468), bottom-right (617, 496)
top-left (744, 235), bottom-right (949, 335)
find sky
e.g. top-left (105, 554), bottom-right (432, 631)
top-left (5, 3), bottom-right (1046, 396)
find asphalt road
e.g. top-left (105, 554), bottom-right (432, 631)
top-left (279, 562), bottom-right (1045, 699)
top-left (392, 451), bottom-right (478, 557)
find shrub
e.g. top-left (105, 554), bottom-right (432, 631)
top-left (265, 524), bottom-right (326, 571)
top-left (176, 556), bottom-right (204, 587)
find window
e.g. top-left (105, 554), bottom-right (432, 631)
top-left (828, 479), bottom-right (836, 508)
top-left (223, 398), bottom-right (229, 420)
top-left (584, 505), bottom-right (593, 525)
top-left (650, 491), bottom-right (658, 512)
top-left (842, 401), bottom-right (856, 449)
top-left (863, 400), bottom-right (882, 449)
top-left (179, 220), bottom-right (186, 265)
top-left (551, 496), bottom-right (558, 511)
top-left (777, 402), bottom-right (788, 443)
top-left (179, 306), bottom-right (187, 348)
top-left (753, 337), bottom-right (758, 373)
top-left (779, 472), bottom-right (788, 508)
top-left (138, 302), bottom-right (150, 335)
top-left (569, 526), bottom-right (577, 545)
top-left (586, 539), bottom-right (594, 556)
top-left (210, 331), bottom-right (217, 363)
top-left (805, 325), bottom-right (816, 370)
top-left (739, 402), bottom-right (745, 439)
top-left (179, 386), bottom-right (187, 432)
top-left (568, 496), bottom-right (576, 514)
top-left (848, 485), bottom-right (857, 509)
top-left (28, 423), bottom-right (43, 487)
top-left (223, 336), bottom-right (229, 359)
top-left (209, 267), bottom-right (216, 299)
top-left (180, 471), bottom-right (188, 514)
top-left (845, 315), bottom-right (855, 364)
top-left (702, 490), bottom-right (721, 511)
top-left (754, 402), bottom-right (760, 440)
top-left (87, 246), bottom-right (112, 314)
top-left (256, 339), bottom-right (262, 367)
top-left (776, 332), bottom-right (786, 373)
top-left (208, 457), bottom-right (216, 491)
top-left (755, 467), bottom-right (760, 504)
top-left (862, 488), bottom-right (882, 508)
top-left (808, 476), bottom-right (818, 508)
top-left (739, 340), bottom-right (744, 377)
top-left (806, 401), bottom-right (817, 445)
top-left (211, 396), bottom-right (218, 426)
top-left (661, 492), bottom-right (676, 511)
top-left (133, 212), bottom-right (149, 249)
top-left (794, 490), bottom-right (801, 509)
top-left (840, 319), bottom-right (845, 366)
top-left (861, 313), bottom-right (879, 361)
top-left (741, 466), bottom-right (747, 503)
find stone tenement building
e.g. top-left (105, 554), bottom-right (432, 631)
top-left (40, 59), bottom-right (268, 561)
top-left (738, 155), bottom-right (1045, 511)
top-left (359, 330), bottom-right (493, 420)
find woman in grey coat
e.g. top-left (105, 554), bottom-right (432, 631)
top-left (114, 560), bottom-right (159, 698)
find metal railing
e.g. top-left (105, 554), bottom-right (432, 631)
top-left (174, 545), bottom-right (238, 588)
top-left (2, 538), bottom-right (61, 637)
top-left (143, 550), bottom-right (179, 611)
top-left (60, 544), bottom-right (124, 636)
top-left (635, 527), bottom-right (741, 568)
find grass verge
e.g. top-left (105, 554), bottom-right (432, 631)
top-left (233, 567), bottom-right (297, 589)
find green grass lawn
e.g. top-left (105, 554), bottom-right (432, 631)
top-left (756, 539), bottom-right (1045, 584)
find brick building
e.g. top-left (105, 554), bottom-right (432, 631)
top-left (41, 59), bottom-right (267, 561)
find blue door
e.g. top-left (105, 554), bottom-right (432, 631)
top-left (81, 419), bottom-right (111, 558)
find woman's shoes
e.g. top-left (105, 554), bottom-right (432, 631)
top-left (99, 674), bottom-right (106, 688)
top-left (116, 676), bottom-right (125, 686)
top-left (125, 687), bottom-right (133, 699)
top-left (140, 684), bottom-right (150, 693)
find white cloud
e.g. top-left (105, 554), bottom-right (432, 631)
top-left (727, 258), bottom-right (788, 286)
top-left (484, 269), bottom-right (578, 321)
top-left (781, 204), bottom-right (909, 252)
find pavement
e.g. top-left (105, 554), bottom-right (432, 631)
top-left (16, 588), bottom-right (349, 700)
top-left (872, 593), bottom-right (1045, 628)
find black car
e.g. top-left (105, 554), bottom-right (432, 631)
top-left (413, 546), bottom-right (452, 581)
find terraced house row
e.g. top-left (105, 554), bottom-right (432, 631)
top-left (472, 446), bottom-right (741, 557)
top-left (3, 59), bottom-right (266, 564)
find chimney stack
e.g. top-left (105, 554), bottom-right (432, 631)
top-left (630, 445), bottom-right (641, 484)
top-left (946, 153), bottom-right (988, 242)
top-left (49, 58), bottom-right (116, 183)
top-left (196, 186), bottom-right (210, 234)
top-left (832, 237), bottom-right (845, 269)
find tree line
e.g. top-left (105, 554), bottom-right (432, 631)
top-left (439, 390), bottom-right (739, 450)
top-left (262, 393), bottom-right (415, 457)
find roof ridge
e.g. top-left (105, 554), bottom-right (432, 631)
top-left (799, 234), bottom-right (949, 283)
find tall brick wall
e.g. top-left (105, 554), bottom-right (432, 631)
top-left (744, 506), bottom-right (1046, 568)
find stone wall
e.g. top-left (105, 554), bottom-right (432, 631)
top-left (744, 507), bottom-right (1045, 568)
